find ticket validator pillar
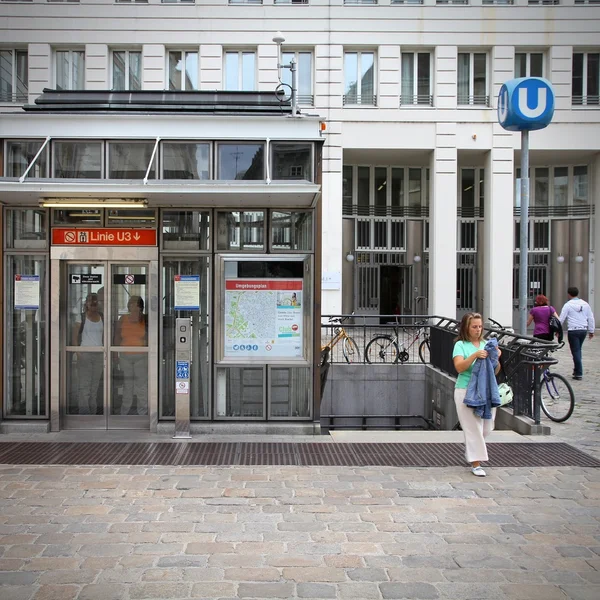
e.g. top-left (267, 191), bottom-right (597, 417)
top-left (174, 317), bottom-right (192, 439)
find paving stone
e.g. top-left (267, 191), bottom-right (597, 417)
top-left (128, 582), bottom-right (192, 599)
top-left (380, 582), bottom-right (440, 599)
top-left (337, 582), bottom-right (382, 598)
top-left (297, 582), bottom-right (336, 598)
top-left (78, 584), bottom-right (130, 600)
top-left (559, 585), bottom-right (600, 600)
top-left (499, 583), bottom-right (575, 599)
top-left (32, 584), bottom-right (79, 600)
top-left (237, 582), bottom-right (295, 598)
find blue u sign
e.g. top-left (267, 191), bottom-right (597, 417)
top-left (498, 77), bottom-right (555, 131)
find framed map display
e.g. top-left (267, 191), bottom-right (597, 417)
top-left (224, 278), bottom-right (303, 359)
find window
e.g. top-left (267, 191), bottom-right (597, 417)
top-left (112, 50), bottom-right (142, 91)
top-left (53, 141), bottom-right (102, 178)
top-left (168, 51), bottom-right (198, 91)
top-left (1, 49), bottom-right (28, 103)
top-left (216, 211), bottom-right (265, 251)
top-left (401, 52), bottom-right (432, 105)
top-left (457, 52), bottom-right (488, 106)
top-left (572, 52), bottom-right (599, 106)
top-left (344, 51), bottom-right (375, 105)
top-left (459, 168), bottom-right (485, 216)
top-left (162, 0), bottom-right (195, 3)
top-left (162, 142), bottom-right (210, 179)
top-left (271, 142), bottom-right (313, 182)
top-left (5, 140), bottom-right (48, 178)
top-left (224, 51), bottom-right (256, 91)
top-left (482, 0), bottom-right (513, 3)
top-left (528, 0), bottom-right (559, 4)
top-left (229, 0), bottom-right (262, 3)
top-left (553, 167), bottom-right (568, 207)
top-left (217, 143), bottom-right (264, 180)
top-left (274, 0), bottom-right (308, 3)
top-left (515, 52), bottom-right (544, 78)
top-left (108, 142), bottom-right (157, 179)
top-left (281, 51), bottom-right (313, 105)
top-left (534, 168), bottom-right (549, 207)
top-left (55, 50), bottom-right (85, 91)
top-left (573, 166), bottom-right (588, 205)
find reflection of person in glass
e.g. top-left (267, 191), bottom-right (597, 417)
top-left (73, 293), bottom-right (103, 415)
top-left (291, 292), bottom-right (297, 306)
top-left (114, 295), bottom-right (148, 415)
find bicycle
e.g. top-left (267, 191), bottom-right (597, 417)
top-left (321, 315), bottom-right (361, 363)
top-left (489, 319), bottom-right (575, 423)
top-left (538, 343), bottom-right (575, 422)
top-left (365, 319), bottom-right (430, 364)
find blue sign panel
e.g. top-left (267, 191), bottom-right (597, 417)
top-left (498, 77), bottom-right (555, 132)
top-left (176, 361), bottom-right (190, 379)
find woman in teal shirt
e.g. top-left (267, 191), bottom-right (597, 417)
top-left (452, 312), bottom-right (501, 477)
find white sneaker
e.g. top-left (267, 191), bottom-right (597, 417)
top-left (471, 466), bottom-right (486, 477)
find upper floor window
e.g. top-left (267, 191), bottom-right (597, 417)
top-left (457, 52), bottom-right (488, 106)
top-left (5, 140), bottom-right (48, 178)
top-left (224, 51), bottom-right (256, 91)
top-left (437, 0), bottom-right (469, 4)
top-left (53, 141), bottom-right (102, 178)
top-left (344, 51), bottom-right (376, 106)
top-left (528, 0), bottom-right (559, 4)
top-left (281, 51), bottom-right (313, 105)
top-left (0, 50), bottom-right (28, 103)
top-left (162, 142), bottom-right (210, 180)
top-left (515, 52), bottom-right (544, 78)
top-left (217, 143), bottom-right (264, 180)
top-left (162, 0), bottom-right (195, 3)
top-left (55, 50), bottom-right (85, 91)
top-left (229, 0), bottom-right (262, 3)
top-left (482, 0), bottom-right (513, 4)
top-left (401, 52), bottom-right (432, 106)
top-left (459, 168), bottom-right (485, 217)
top-left (274, 0), bottom-right (308, 3)
top-left (271, 142), bottom-right (313, 182)
top-left (112, 50), bottom-right (142, 91)
top-left (168, 51), bottom-right (198, 91)
top-left (572, 52), bottom-right (599, 106)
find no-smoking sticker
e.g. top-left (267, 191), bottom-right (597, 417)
top-left (64, 231), bottom-right (76, 243)
top-left (125, 274), bottom-right (135, 285)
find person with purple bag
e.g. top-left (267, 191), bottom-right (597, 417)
top-left (527, 294), bottom-right (562, 342)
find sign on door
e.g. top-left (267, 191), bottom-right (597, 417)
top-left (52, 228), bottom-right (157, 246)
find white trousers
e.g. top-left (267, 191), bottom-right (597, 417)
top-left (454, 387), bottom-right (496, 464)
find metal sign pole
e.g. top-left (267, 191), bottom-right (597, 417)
top-left (519, 130), bottom-right (529, 335)
top-left (174, 317), bottom-right (192, 439)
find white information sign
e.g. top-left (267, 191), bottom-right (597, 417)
top-left (322, 271), bottom-right (341, 290)
top-left (174, 275), bottom-right (200, 310)
top-left (224, 278), bottom-right (303, 359)
top-left (14, 275), bottom-right (40, 310)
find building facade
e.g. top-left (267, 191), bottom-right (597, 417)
top-left (1, 0), bottom-right (599, 432)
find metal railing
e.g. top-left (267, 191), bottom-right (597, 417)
top-left (320, 314), bottom-right (559, 425)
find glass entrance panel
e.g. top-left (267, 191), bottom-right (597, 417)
top-left (161, 258), bottom-right (210, 418)
top-left (5, 256), bottom-right (47, 417)
top-left (65, 264), bottom-right (105, 416)
top-left (110, 264), bottom-right (148, 417)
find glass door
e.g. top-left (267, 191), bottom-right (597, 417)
top-left (62, 261), bottom-right (149, 429)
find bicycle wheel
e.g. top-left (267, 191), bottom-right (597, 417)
top-left (540, 373), bottom-right (575, 423)
top-left (342, 336), bottom-right (361, 364)
top-left (418, 339), bottom-right (430, 364)
top-left (365, 335), bottom-right (399, 364)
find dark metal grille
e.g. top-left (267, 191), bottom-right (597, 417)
top-left (0, 442), bottom-right (597, 468)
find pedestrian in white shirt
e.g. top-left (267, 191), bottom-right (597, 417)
top-left (558, 286), bottom-right (595, 381)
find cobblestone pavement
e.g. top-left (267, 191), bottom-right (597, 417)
top-left (0, 341), bottom-right (598, 599)
top-left (530, 338), bottom-right (600, 459)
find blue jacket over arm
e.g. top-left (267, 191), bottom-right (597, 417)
top-left (463, 337), bottom-right (501, 419)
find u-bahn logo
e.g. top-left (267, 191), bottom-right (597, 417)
top-left (498, 77), bottom-right (555, 131)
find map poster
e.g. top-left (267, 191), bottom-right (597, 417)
top-left (224, 279), bottom-right (303, 359)
top-left (14, 274), bottom-right (40, 310)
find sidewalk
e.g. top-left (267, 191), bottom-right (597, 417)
top-left (0, 341), bottom-right (598, 600)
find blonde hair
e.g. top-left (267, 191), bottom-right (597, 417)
top-left (455, 312), bottom-right (484, 342)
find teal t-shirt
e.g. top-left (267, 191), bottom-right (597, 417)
top-left (452, 340), bottom-right (482, 389)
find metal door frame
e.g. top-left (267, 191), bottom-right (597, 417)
top-left (50, 247), bottom-right (158, 431)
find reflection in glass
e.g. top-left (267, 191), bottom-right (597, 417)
top-left (162, 142), bottom-right (210, 179)
top-left (271, 143), bottom-right (312, 181)
top-left (216, 367), bottom-right (264, 418)
top-left (553, 167), bottom-right (568, 206)
top-left (66, 264), bottom-right (105, 416)
top-left (270, 368), bottom-right (311, 418)
top-left (168, 51), bottom-right (198, 91)
top-left (112, 268), bottom-right (148, 416)
top-left (108, 142), bottom-right (156, 179)
top-left (53, 209), bottom-right (102, 226)
top-left (271, 211), bottom-right (313, 251)
top-left (534, 167), bottom-right (549, 207)
top-left (6, 140), bottom-right (48, 178)
top-left (6, 209), bottom-right (47, 248)
top-left (161, 258), bottom-right (210, 418)
top-left (106, 209), bottom-right (156, 226)
top-left (53, 141), bottom-right (102, 178)
top-left (56, 50), bottom-right (85, 91)
top-left (162, 210), bottom-right (211, 249)
top-left (6, 256), bottom-right (47, 417)
top-left (573, 166), bottom-right (588, 205)
top-left (225, 51), bottom-right (255, 91)
top-left (112, 51), bottom-right (142, 91)
top-left (282, 51), bottom-right (313, 103)
top-left (217, 211), bottom-right (265, 251)
top-left (343, 165), bottom-right (353, 206)
top-left (217, 143), bottom-right (264, 180)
